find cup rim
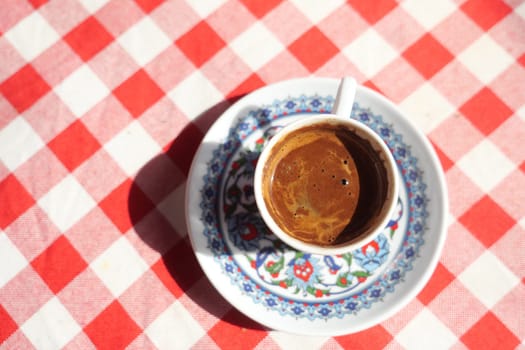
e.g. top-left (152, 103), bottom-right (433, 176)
top-left (254, 114), bottom-right (399, 255)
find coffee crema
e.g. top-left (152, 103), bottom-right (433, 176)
top-left (261, 122), bottom-right (389, 246)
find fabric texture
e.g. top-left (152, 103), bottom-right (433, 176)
top-left (0, 0), bottom-right (523, 349)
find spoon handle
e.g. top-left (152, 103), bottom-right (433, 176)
top-left (332, 77), bottom-right (357, 118)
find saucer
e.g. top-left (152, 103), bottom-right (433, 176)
top-left (185, 77), bottom-right (448, 335)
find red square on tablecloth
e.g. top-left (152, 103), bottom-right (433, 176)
top-left (27, 0), bottom-right (47, 9)
top-left (208, 309), bottom-right (266, 349)
top-left (176, 21), bottom-right (226, 67)
top-left (288, 27), bottom-right (338, 72)
top-left (461, 312), bottom-right (520, 349)
top-left (518, 54), bottom-right (525, 68)
top-left (84, 301), bottom-right (141, 350)
top-left (336, 325), bottom-right (393, 349)
top-left (135, 0), bottom-right (164, 13)
top-left (347, 0), bottom-right (397, 24)
top-left (65, 17), bottom-right (113, 62)
top-left (0, 64), bottom-right (51, 113)
top-left (239, 0), bottom-right (282, 19)
top-left (459, 195), bottom-right (515, 248)
top-left (461, 0), bottom-right (512, 31)
top-left (402, 33), bottom-right (454, 79)
top-left (0, 305), bottom-right (17, 344)
top-left (48, 120), bottom-right (101, 172)
top-left (31, 235), bottom-right (88, 294)
top-left (113, 69), bottom-right (164, 118)
top-left (459, 87), bottom-right (513, 136)
top-left (99, 178), bottom-right (155, 234)
top-left (0, 175), bottom-right (35, 229)
top-left (417, 262), bottom-right (455, 305)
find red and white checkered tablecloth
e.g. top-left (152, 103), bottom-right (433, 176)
top-left (0, 0), bottom-right (523, 349)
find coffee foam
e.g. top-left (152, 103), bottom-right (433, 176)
top-left (262, 124), bottom-right (362, 246)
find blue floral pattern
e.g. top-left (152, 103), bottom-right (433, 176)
top-left (199, 95), bottom-right (428, 320)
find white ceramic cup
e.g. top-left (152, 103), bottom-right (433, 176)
top-left (254, 78), bottom-right (399, 255)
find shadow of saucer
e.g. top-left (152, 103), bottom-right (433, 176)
top-left (128, 96), bottom-right (267, 331)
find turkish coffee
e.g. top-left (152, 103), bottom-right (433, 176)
top-left (260, 122), bottom-right (389, 246)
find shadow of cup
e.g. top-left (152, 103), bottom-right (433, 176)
top-left (128, 96), bottom-right (267, 330)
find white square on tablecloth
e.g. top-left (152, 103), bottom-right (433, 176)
top-left (54, 65), bottom-right (110, 118)
top-left (21, 297), bottom-right (81, 350)
top-left (167, 71), bottom-right (223, 121)
top-left (186, 0), bottom-right (227, 18)
top-left (517, 105), bottom-right (525, 123)
top-left (401, 0), bottom-right (456, 30)
top-left (271, 331), bottom-right (330, 349)
top-left (343, 29), bottom-right (397, 78)
top-left (289, 0), bottom-right (345, 24)
top-left (78, 0), bottom-right (109, 13)
top-left (90, 236), bottom-right (149, 297)
top-left (4, 12), bottom-right (60, 62)
top-left (399, 82), bottom-right (455, 134)
top-left (117, 17), bottom-right (171, 67)
top-left (458, 35), bottom-right (514, 85)
top-left (145, 301), bottom-right (205, 350)
top-left (0, 117), bottom-right (44, 171)
top-left (103, 120), bottom-right (161, 176)
top-left (516, 3), bottom-right (525, 19)
top-left (457, 139), bottom-right (514, 193)
top-left (458, 251), bottom-right (520, 309)
top-left (229, 22), bottom-right (284, 71)
top-left (0, 233), bottom-right (28, 289)
top-left (38, 175), bottom-right (96, 232)
top-left (396, 308), bottom-right (457, 350)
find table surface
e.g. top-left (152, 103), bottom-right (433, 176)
top-left (0, 1), bottom-right (523, 349)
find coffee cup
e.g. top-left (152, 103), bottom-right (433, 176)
top-left (254, 78), bottom-right (399, 255)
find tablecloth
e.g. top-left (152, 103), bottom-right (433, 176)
top-left (0, 0), bottom-right (523, 349)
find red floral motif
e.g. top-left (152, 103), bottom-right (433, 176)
top-left (361, 240), bottom-right (379, 255)
top-left (293, 260), bottom-right (314, 282)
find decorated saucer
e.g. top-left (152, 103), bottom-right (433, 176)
top-left (185, 77), bottom-right (448, 335)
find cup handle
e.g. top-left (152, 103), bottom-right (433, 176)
top-left (332, 77), bottom-right (357, 118)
